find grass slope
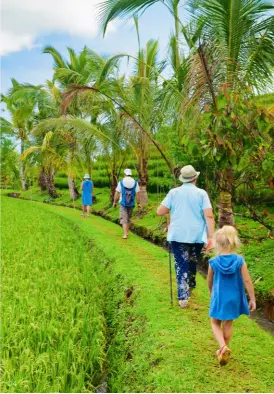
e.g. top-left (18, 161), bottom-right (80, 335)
top-left (4, 197), bottom-right (273, 392)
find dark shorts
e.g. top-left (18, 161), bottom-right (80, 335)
top-left (120, 205), bottom-right (133, 225)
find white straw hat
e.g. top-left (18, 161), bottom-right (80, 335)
top-left (179, 165), bottom-right (200, 183)
top-left (83, 173), bottom-right (90, 179)
top-left (124, 168), bottom-right (132, 176)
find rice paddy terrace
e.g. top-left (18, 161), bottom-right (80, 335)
top-left (1, 196), bottom-right (274, 393)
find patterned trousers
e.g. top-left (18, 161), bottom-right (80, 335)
top-left (170, 242), bottom-right (203, 300)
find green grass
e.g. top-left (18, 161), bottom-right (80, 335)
top-left (3, 197), bottom-right (273, 392)
top-left (1, 198), bottom-right (108, 392)
top-left (4, 186), bottom-right (274, 302)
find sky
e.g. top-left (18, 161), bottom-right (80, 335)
top-left (1, 0), bottom-right (188, 98)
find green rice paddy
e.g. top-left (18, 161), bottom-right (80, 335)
top-left (1, 196), bottom-right (274, 392)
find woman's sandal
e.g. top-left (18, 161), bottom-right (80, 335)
top-left (122, 235), bottom-right (128, 239)
top-left (217, 345), bottom-right (231, 366)
top-left (178, 300), bottom-right (189, 309)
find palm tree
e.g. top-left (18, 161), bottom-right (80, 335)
top-left (0, 137), bottom-right (20, 189)
top-left (185, 0), bottom-right (274, 226)
top-left (115, 38), bottom-right (165, 205)
top-left (43, 46), bottom-right (118, 198)
top-left (1, 79), bottom-right (36, 190)
top-left (9, 80), bottom-right (82, 199)
top-left (21, 131), bottom-right (59, 198)
top-left (98, 117), bottom-right (129, 203)
top-left (100, 0), bottom-right (274, 225)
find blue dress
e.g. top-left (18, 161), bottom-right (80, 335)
top-left (82, 180), bottom-right (93, 206)
top-left (209, 254), bottom-right (250, 320)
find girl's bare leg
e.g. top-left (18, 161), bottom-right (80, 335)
top-left (82, 205), bottom-right (86, 215)
top-left (87, 205), bottom-right (91, 215)
top-left (223, 320), bottom-right (233, 345)
top-left (211, 318), bottom-right (226, 348)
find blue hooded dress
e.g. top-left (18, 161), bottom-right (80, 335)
top-left (209, 254), bottom-right (250, 320)
top-left (82, 180), bottom-right (93, 206)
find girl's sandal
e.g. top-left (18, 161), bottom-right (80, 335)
top-left (178, 300), bottom-right (189, 309)
top-left (217, 345), bottom-right (231, 366)
top-left (122, 235), bottom-right (128, 239)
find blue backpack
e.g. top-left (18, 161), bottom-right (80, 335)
top-left (120, 180), bottom-right (137, 207)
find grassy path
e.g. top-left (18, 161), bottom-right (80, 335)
top-left (31, 200), bottom-right (274, 393)
top-left (3, 197), bottom-right (274, 392)
top-left (12, 187), bottom-right (274, 302)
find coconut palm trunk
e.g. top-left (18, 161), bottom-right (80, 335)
top-left (110, 172), bottom-right (118, 204)
top-left (137, 157), bottom-right (148, 206)
top-left (20, 139), bottom-right (28, 191)
top-left (68, 176), bottom-right (80, 200)
top-left (38, 167), bottom-right (47, 191)
top-left (3, 176), bottom-right (7, 189)
top-left (46, 168), bottom-right (58, 198)
top-left (218, 167), bottom-right (235, 228)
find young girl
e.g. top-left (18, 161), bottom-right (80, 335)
top-left (80, 174), bottom-right (93, 217)
top-left (207, 226), bottom-right (256, 365)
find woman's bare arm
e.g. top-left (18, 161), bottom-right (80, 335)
top-left (157, 205), bottom-right (170, 216)
top-left (241, 262), bottom-right (256, 312)
top-left (203, 208), bottom-right (215, 251)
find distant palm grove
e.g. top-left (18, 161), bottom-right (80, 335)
top-left (1, 0), bottom-right (274, 227)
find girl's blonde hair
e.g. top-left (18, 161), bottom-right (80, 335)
top-left (214, 225), bottom-right (241, 253)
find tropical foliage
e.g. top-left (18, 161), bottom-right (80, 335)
top-left (1, 0), bottom-right (274, 226)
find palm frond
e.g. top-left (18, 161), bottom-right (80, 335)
top-left (67, 47), bottom-right (78, 69)
top-left (0, 117), bottom-right (14, 136)
top-left (43, 45), bottom-right (68, 68)
top-left (42, 131), bottom-right (54, 151)
top-left (21, 146), bottom-right (41, 160)
top-left (33, 117), bottom-right (121, 148)
top-left (99, 0), bottom-right (160, 35)
top-left (98, 54), bottom-right (127, 85)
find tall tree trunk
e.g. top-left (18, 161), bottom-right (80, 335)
top-left (38, 167), bottom-right (47, 191)
top-left (137, 157), bottom-right (148, 206)
top-left (68, 176), bottom-right (80, 200)
top-left (19, 164), bottom-right (27, 191)
top-left (218, 167), bottom-right (235, 228)
top-left (46, 169), bottom-right (58, 198)
top-left (173, 0), bottom-right (180, 71)
top-left (110, 171), bottom-right (118, 204)
top-left (20, 139), bottom-right (28, 191)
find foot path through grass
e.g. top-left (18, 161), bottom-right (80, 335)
top-left (3, 197), bottom-right (274, 392)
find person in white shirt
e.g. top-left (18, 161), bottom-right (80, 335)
top-left (157, 165), bottom-right (215, 309)
top-left (113, 169), bottom-right (141, 239)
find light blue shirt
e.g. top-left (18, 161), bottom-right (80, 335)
top-left (161, 183), bottom-right (212, 244)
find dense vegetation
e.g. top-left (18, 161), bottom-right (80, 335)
top-left (2, 197), bottom-right (274, 392)
top-left (1, 0), bottom-right (274, 228)
top-left (1, 1), bottom-right (274, 391)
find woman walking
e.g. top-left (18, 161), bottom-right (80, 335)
top-left (157, 165), bottom-right (214, 309)
top-left (80, 174), bottom-right (93, 217)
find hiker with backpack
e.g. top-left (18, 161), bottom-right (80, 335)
top-left (157, 165), bottom-right (215, 309)
top-left (113, 169), bottom-right (141, 239)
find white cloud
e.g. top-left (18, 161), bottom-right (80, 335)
top-left (0, 0), bottom-right (116, 56)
